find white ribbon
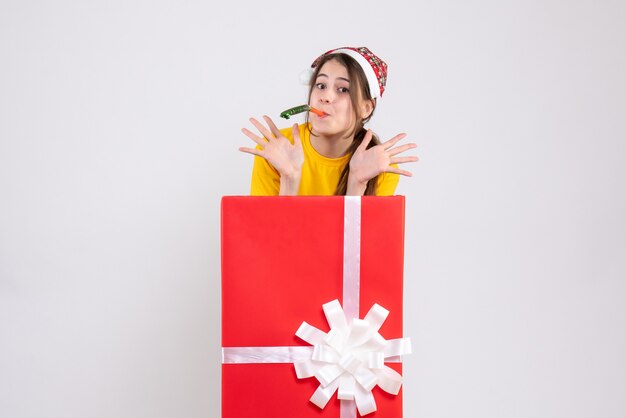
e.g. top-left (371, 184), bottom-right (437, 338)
top-left (221, 196), bottom-right (411, 417)
top-left (342, 196), bottom-right (361, 321)
top-left (294, 299), bottom-right (411, 416)
top-left (222, 346), bottom-right (313, 363)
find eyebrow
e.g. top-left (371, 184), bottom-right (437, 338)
top-left (317, 73), bottom-right (351, 83)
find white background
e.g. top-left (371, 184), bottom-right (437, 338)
top-left (1, 1), bottom-right (625, 417)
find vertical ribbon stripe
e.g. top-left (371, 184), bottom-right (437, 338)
top-left (342, 196), bottom-right (361, 321)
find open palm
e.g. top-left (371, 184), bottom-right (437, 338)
top-left (349, 129), bottom-right (418, 184)
top-left (239, 116), bottom-right (304, 179)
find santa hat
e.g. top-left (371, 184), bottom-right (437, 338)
top-left (300, 46), bottom-right (388, 99)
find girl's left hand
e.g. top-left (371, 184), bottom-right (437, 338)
top-left (348, 130), bottom-right (419, 188)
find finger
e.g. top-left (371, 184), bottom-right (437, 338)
top-left (238, 147), bottom-right (264, 158)
top-left (292, 123), bottom-right (302, 148)
top-left (386, 166), bottom-right (413, 177)
top-left (358, 129), bottom-right (374, 150)
top-left (263, 115), bottom-right (283, 138)
top-left (249, 117), bottom-right (275, 141)
top-left (388, 143), bottom-right (417, 157)
top-left (390, 156), bottom-right (419, 164)
top-left (241, 127), bottom-right (267, 146)
top-left (382, 133), bottom-right (407, 150)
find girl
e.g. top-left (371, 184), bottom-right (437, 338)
top-left (239, 46), bottom-right (418, 196)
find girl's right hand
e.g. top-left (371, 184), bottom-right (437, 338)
top-left (239, 116), bottom-right (304, 195)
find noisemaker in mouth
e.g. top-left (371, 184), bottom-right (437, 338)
top-left (279, 105), bottom-right (326, 120)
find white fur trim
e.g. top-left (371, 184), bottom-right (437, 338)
top-left (328, 48), bottom-right (382, 99)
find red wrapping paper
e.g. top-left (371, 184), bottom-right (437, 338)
top-left (221, 196), bottom-right (406, 418)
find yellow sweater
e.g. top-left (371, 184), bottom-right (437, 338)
top-left (250, 124), bottom-right (399, 196)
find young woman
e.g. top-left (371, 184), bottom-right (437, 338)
top-left (239, 46), bottom-right (418, 196)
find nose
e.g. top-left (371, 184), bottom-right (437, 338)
top-left (320, 89), bottom-right (334, 104)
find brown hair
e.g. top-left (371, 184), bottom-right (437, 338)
top-left (305, 53), bottom-right (380, 196)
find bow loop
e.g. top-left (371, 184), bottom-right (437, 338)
top-left (295, 299), bottom-right (410, 416)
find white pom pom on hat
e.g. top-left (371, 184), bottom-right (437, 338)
top-left (299, 67), bottom-right (314, 86)
top-left (299, 46), bottom-right (388, 99)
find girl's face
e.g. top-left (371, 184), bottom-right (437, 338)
top-left (309, 59), bottom-right (364, 139)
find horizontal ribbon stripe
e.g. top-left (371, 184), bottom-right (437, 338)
top-left (222, 346), bottom-right (313, 364)
top-left (222, 346), bottom-right (404, 365)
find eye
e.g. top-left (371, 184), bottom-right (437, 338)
top-left (337, 87), bottom-right (350, 94)
top-left (315, 83), bottom-right (326, 90)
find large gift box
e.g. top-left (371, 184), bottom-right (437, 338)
top-left (221, 196), bottom-right (410, 418)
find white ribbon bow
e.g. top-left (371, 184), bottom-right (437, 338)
top-left (294, 299), bottom-right (412, 416)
